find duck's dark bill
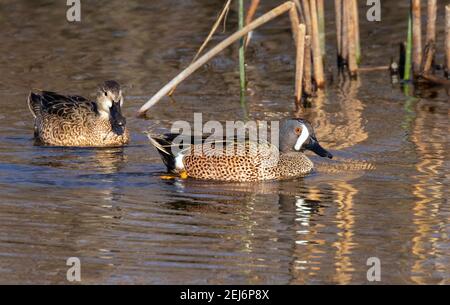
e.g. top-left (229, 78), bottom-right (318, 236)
top-left (110, 103), bottom-right (126, 130)
top-left (305, 139), bottom-right (333, 159)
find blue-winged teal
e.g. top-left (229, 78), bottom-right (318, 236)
top-left (28, 80), bottom-right (129, 147)
top-left (148, 118), bottom-right (332, 182)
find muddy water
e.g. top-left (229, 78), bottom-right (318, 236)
top-left (0, 1), bottom-right (448, 284)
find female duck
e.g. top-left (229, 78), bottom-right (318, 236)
top-left (28, 80), bottom-right (129, 147)
top-left (148, 118), bottom-right (332, 182)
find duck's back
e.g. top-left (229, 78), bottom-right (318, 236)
top-left (28, 91), bottom-right (97, 120)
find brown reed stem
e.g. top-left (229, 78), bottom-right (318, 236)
top-left (303, 35), bottom-right (313, 96)
top-left (289, 5), bottom-right (301, 43)
top-left (138, 2), bottom-right (295, 116)
top-left (301, 0), bottom-right (313, 35)
top-left (421, 73), bottom-right (450, 86)
top-left (245, 0), bottom-right (260, 27)
top-left (347, 0), bottom-right (358, 76)
top-left (341, 0), bottom-right (349, 66)
top-left (335, 0), bottom-right (343, 65)
top-left (411, 0), bottom-right (422, 77)
top-left (244, 0), bottom-right (260, 47)
top-left (425, 0), bottom-right (437, 44)
top-left (421, 0), bottom-right (437, 74)
top-left (293, 0), bottom-right (305, 24)
top-left (445, 5), bottom-right (450, 78)
top-left (421, 43), bottom-right (435, 74)
top-left (317, 0), bottom-right (326, 57)
top-left (295, 24), bottom-right (306, 104)
top-left (351, 0), bottom-right (361, 63)
top-left (309, 0), bottom-right (325, 87)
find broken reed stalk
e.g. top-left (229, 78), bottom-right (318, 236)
top-left (169, 0), bottom-right (231, 96)
top-left (309, 0), bottom-right (325, 87)
top-left (421, 73), bottom-right (450, 86)
top-left (411, 0), bottom-right (422, 77)
top-left (404, 12), bottom-right (413, 81)
top-left (138, 2), bottom-right (295, 116)
top-left (446, 5), bottom-right (450, 79)
top-left (244, 0), bottom-right (260, 47)
top-left (238, 0), bottom-right (246, 104)
top-left (347, 0), bottom-right (358, 76)
top-left (351, 0), bottom-right (361, 63)
top-left (422, 42), bottom-right (435, 74)
top-left (317, 0), bottom-right (326, 57)
top-left (295, 24), bottom-right (306, 104)
top-left (303, 35), bottom-right (313, 96)
top-left (335, 0), bottom-right (342, 65)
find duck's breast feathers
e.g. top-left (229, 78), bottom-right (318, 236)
top-left (27, 90), bottom-right (98, 118)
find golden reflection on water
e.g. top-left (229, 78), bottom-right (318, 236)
top-left (288, 78), bottom-right (367, 283)
top-left (331, 181), bottom-right (357, 284)
top-left (306, 77), bottom-right (368, 150)
top-left (301, 80), bottom-right (363, 283)
top-left (410, 98), bottom-right (447, 284)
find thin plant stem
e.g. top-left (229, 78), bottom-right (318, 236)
top-left (404, 12), bottom-right (413, 81)
top-left (238, 0), bottom-right (247, 116)
top-left (445, 5), bottom-right (450, 78)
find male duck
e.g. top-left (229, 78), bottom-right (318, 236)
top-left (28, 80), bottom-right (129, 147)
top-left (148, 118), bottom-right (332, 182)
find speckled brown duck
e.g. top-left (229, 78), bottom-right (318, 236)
top-left (148, 118), bottom-right (333, 182)
top-left (27, 80), bottom-right (129, 147)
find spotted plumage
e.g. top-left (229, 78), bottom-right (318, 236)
top-left (28, 80), bottom-right (129, 147)
top-left (148, 118), bottom-right (332, 182)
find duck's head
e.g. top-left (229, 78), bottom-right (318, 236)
top-left (96, 80), bottom-right (126, 130)
top-left (279, 118), bottom-right (333, 158)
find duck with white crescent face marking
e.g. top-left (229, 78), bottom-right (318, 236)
top-left (279, 118), bottom-right (333, 158)
top-left (147, 118), bottom-right (333, 182)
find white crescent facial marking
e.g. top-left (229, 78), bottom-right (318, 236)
top-left (294, 123), bottom-right (309, 151)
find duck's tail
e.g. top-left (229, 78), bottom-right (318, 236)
top-left (27, 92), bottom-right (42, 118)
top-left (146, 130), bottom-right (181, 173)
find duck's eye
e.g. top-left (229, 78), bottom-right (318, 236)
top-left (104, 91), bottom-right (108, 97)
top-left (294, 127), bottom-right (302, 135)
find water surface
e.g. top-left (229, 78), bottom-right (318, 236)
top-left (0, 0), bottom-right (448, 284)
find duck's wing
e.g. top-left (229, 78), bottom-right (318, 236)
top-left (27, 91), bottom-right (97, 118)
top-left (148, 132), bottom-right (277, 154)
